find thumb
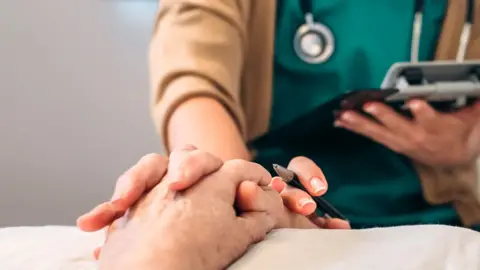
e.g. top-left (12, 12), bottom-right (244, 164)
top-left (288, 156), bottom-right (328, 196)
top-left (236, 181), bottom-right (270, 212)
top-left (238, 211), bottom-right (275, 245)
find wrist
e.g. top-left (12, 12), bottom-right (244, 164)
top-left (414, 160), bottom-right (478, 204)
top-left (130, 221), bottom-right (205, 270)
top-left (100, 221), bottom-right (204, 270)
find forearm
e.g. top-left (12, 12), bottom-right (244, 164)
top-left (167, 97), bottom-right (251, 161)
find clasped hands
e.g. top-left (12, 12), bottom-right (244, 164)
top-left (77, 145), bottom-right (349, 270)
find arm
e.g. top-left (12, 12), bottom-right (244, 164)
top-left (149, 0), bottom-right (252, 160)
top-left (168, 97), bottom-right (251, 161)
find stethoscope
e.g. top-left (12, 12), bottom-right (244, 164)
top-left (294, 0), bottom-right (475, 64)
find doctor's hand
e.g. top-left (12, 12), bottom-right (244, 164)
top-left (89, 147), bottom-right (348, 262)
top-left (97, 152), bottom-right (279, 270)
top-left (77, 148), bottom-right (348, 234)
top-left (335, 100), bottom-right (480, 167)
top-left (77, 147), bottom-right (349, 259)
top-left (268, 156), bottom-right (350, 229)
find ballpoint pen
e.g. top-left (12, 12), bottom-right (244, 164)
top-left (273, 164), bottom-right (348, 221)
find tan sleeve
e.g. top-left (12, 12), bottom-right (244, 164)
top-left (148, 0), bottom-right (251, 152)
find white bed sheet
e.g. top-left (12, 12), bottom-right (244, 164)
top-left (0, 225), bottom-right (478, 270)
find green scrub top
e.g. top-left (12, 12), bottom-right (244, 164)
top-left (253, 0), bottom-right (468, 229)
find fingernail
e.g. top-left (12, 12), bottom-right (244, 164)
top-left (310, 177), bottom-right (327, 194)
top-left (409, 101), bottom-right (421, 111)
top-left (341, 112), bottom-right (353, 122)
top-left (298, 198), bottom-right (315, 209)
top-left (333, 121), bottom-right (343, 128)
top-left (363, 105), bottom-right (376, 114)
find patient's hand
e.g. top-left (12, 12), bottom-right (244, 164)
top-left (97, 148), bottom-right (288, 270)
top-left (78, 146), bottom-right (347, 231)
top-left (78, 146), bottom-right (349, 258)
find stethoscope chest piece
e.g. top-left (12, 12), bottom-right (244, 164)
top-left (294, 13), bottom-right (335, 64)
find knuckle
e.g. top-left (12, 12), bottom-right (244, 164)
top-left (201, 151), bottom-right (224, 168)
top-left (124, 153), bottom-right (166, 182)
top-left (177, 150), bottom-right (204, 173)
top-left (169, 145), bottom-right (197, 162)
top-left (224, 159), bottom-right (266, 177)
top-left (396, 142), bottom-right (413, 154)
top-left (180, 150), bottom-right (223, 170)
top-left (180, 144), bottom-right (198, 151)
top-left (139, 153), bottom-right (167, 166)
top-left (411, 131), bottom-right (427, 147)
top-left (224, 159), bottom-right (250, 173)
top-left (170, 144), bottom-right (197, 156)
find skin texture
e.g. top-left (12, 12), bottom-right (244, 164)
top-left (166, 97), bottom-right (334, 217)
top-left (96, 147), bottom-right (346, 270)
top-left (335, 100), bottom-right (480, 167)
top-left (77, 146), bottom-right (350, 259)
top-left (167, 97), bottom-right (251, 161)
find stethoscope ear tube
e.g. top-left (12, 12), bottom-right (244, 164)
top-left (411, 0), bottom-right (474, 62)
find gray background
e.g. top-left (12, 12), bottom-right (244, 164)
top-left (0, 0), bottom-right (161, 226)
top-left (1, 0), bottom-right (479, 228)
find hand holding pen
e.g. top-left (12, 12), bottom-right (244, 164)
top-left (270, 157), bottom-right (350, 228)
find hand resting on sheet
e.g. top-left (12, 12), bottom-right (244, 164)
top-left (75, 146), bottom-right (479, 270)
top-left (77, 145), bottom-right (349, 259)
top-left (96, 146), bottom-right (348, 270)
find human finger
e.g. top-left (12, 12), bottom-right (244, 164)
top-left (287, 156), bottom-right (327, 196)
top-left (407, 99), bottom-right (438, 125)
top-left (237, 211), bottom-right (276, 245)
top-left (311, 216), bottom-right (351, 229)
top-left (280, 187), bottom-right (317, 216)
top-left (270, 176), bottom-right (287, 193)
top-left (76, 202), bottom-right (125, 232)
top-left (110, 153), bottom-right (169, 208)
top-left (224, 160), bottom-right (272, 186)
top-left (168, 149), bottom-right (223, 190)
top-left (335, 111), bottom-right (409, 153)
top-left (76, 153), bottom-right (169, 231)
top-left (236, 181), bottom-right (283, 213)
top-left (93, 212), bottom-right (128, 260)
top-left (216, 160), bottom-right (272, 204)
top-left (363, 102), bottom-right (415, 136)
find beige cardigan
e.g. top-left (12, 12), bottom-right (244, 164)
top-left (149, 0), bottom-right (480, 226)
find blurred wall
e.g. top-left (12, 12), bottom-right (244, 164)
top-left (0, 0), bottom-right (160, 226)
